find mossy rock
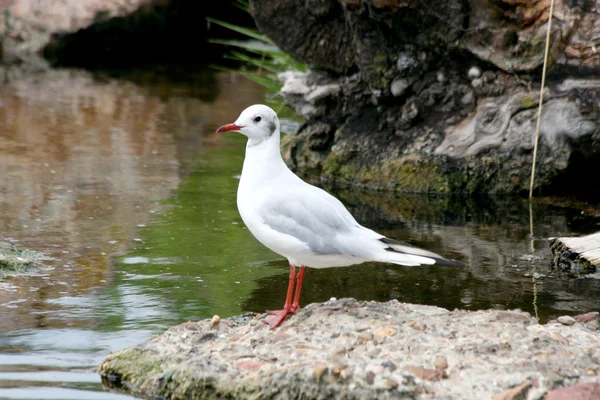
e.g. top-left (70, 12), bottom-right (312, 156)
top-left (0, 244), bottom-right (51, 276)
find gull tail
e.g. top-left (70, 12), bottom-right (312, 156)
top-left (379, 237), bottom-right (466, 268)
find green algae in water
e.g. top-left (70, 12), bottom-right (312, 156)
top-left (0, 244), bottom-right (52, 276)
top-left (104, 134), bottom-right (285, 328)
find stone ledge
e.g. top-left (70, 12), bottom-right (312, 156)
top-left (99, 298), bottom-right (600, 399)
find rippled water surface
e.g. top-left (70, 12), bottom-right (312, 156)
top-left (0, 67), bottom-right (599, 399)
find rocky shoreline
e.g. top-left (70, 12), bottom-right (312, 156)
top-left (99, 298), bottom-right (600, 399)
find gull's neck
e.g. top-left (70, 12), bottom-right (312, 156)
top-left (241, 130), bottom-right (288, 184)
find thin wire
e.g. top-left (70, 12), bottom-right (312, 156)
top-left (529, 0), bottom-right (556, 199)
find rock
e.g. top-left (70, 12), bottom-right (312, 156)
top-left (250, 0), bottom-right (355, 73)
top-left (1, 0), bottom-right (243, 64)
top-left (390, 78), bottom-right (409, 97)
top-left (312, 364), bottom-right (329, 380)
top-left (254, 0), bottom-right (600, 195)
top-left (468, 66), bottom-right (482, 79)
top-left (574, 312), bottom-right (599, 324)
top-left (279, 70), bottom-right (342, 119)
top-left (434, 356), bottom-right (448, 370)
top-left (557, 316), bottom-right (577, 326)
top-left (471, 78), bottom-right (483, 88)
top-left (209, 315), bottom-right (220, 329)
top-left (545, 382), bottom-right (600, 400)
top-left (0, 244), bottom-right (51, 276)
top-left (406, 320), bottom-right (425, 330)
top-left (436, 71), bottom-right (446, 83)
top-left (373, 327), bottom-right (398, 342)
top-left (396, 52), bottom-right (418, 73)
top-left (550, 232), bottom-right (600, 276)
top-left (406, 365), bottom-right (447, 381)
top-left (461, 91), bottom-right (474, 105)
top-left (99, 298), bottom-right (600, 400)
top-left (493, 380), bottom-right (532, 400)
top-left (356, 331), bottom-right (373, 345)
top-left (0, 0), bottom-right (148, 62)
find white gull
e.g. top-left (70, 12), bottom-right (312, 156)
top-left (216, 104), bottom-right (464, 328)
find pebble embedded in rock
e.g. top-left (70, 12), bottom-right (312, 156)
top-left (331, 365), bottom-right (343, 377)
top-left (468, 66), bottom-right (482, 79)
top-left (396, 52), bottom-right (417, 72)
top-left (557, 315), bottom-right (577, 326)
top-left (365, 370), bottom-right (375, 385)
top-left (210, 315), bottom-right (220, 329)
top-left (471, 78), bottom-right (483, 88)
top-left (406, 321), bottom-right (424, 330)
top-left (374, 327), bottom-right (398, 338)
top-left (390, 78), bottom-right (409, 97)
top-left (461, 91), bottom-right (474, 105)
top-left (436, 71), bottom-right (446, 83)
top-left (434, 356), bottom-right (448, 370)
top-left (493, 380), bottom-right (532, 400)
top-left (312, 364), bottom-right (329, 380)
top-left (357, 331), bottom-right (373, 345)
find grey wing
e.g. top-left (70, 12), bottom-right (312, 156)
top-left (258, 186), bottom-right (364, 255)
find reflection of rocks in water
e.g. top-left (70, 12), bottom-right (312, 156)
top-left (242, 192), bottom-right (600, 322)
top-left (0, 67), bottom-right (265, 332)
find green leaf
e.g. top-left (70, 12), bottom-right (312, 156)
top-left (206, 17), bottom-right (273, 44)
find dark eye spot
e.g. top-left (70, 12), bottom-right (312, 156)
top-left (254, 116), bottom-right (262, 123)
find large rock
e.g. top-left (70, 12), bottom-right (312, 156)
top-left (0, 0), bottom-right (150, 63)
top-left (99, 298), bottom-right (600, 399)
top-left (0, 0), bottom-right (251, 65)
top-left (251, 0), bottom-right (600, 195)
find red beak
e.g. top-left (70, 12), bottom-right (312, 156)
top-left (216, 123), bottom-right (243, 134)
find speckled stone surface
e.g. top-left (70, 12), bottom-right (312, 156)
top-left (99, 298), bottom-right (600, 399)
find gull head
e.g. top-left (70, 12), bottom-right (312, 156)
top-left (216, 104), bottom-right (279, 141)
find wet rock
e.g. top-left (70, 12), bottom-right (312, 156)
top-left (550, 232), bottom-right (600, 276)
top-left (99, 298), bottom-right (600, 400)
top-left (0, 244), bottom-right (50, 276)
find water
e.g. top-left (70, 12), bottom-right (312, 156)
top-left (0, 66), bottom-right (599, 399)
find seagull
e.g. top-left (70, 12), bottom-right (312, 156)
top-left (216, 104), bottom-right (464, 328)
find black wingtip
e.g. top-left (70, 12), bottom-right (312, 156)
top-left (380, 237), bottom-right (466, 268)
top-left (431, 257), bottom-right (466, 268)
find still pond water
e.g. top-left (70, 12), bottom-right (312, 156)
top-left (0, 67), bottom-right (599, 399)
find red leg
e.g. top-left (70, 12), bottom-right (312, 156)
top-left (290, 266), bottom-right (305, 312)
top-left (265, 265), bottom-right (296, 329)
